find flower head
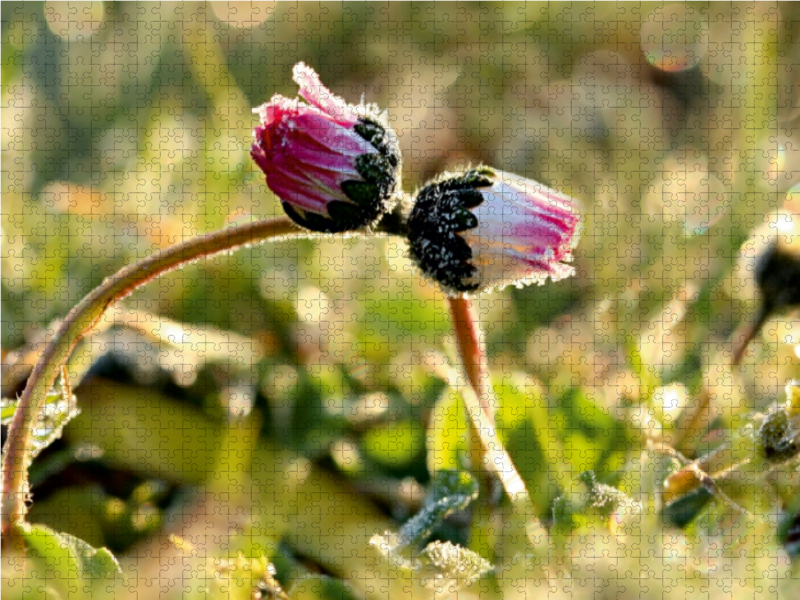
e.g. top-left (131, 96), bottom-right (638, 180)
top-left (251, 63), bottom-right (401, 233)
top-left (731, 209), bottom-right (800, 364)
top-left (407, 167), bottom-right (581, 295)
top-left (753, 211), bottom-right (800, 314)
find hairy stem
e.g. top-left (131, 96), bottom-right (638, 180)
top-left (1, 217), bottom-right (303, 532)
top-left (448, 297), bottom-right (493, 424)
top-left (447, 297), bottom-right (546, 549)
top-left (448, 297), bottom-right (494, 557)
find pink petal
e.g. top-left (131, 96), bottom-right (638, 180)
top-left (509, 214), bottom-right (579, 257)
top-left (253, 95), bottom-right (298, 128)
top-left (251, 64), bottom-right (392, 224)
top-left (476, 178), bottom-right (578, 257)
top-left (281, 111), bottom-right (371, 157)
top-left (472, 245), bottom-right (575, 288)
top-left (269, 159), bottom-right (350, 201)
top-left (262, 116), bottom-right (369, 189)
top-left (266, 176), bottom-right (338, 213)
top-left (292, 63), bottom-right (359, 127)
top-left (250, 143), bottom-right (270, 174)
top-left (460, 171), bottom-right (580, 289)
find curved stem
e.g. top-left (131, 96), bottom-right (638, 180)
top-left (1, 216), bottom-right (303, 532)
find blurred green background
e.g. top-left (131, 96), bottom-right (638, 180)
top-left (3, 2), bottom-right (800, 598)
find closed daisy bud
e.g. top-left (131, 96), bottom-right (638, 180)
top-left (251, 63), bottom-right (401, 233)
top-left (407, 167), bottom-right (581, 295)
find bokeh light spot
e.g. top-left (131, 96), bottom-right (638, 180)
top-left (44, 1), bottom-right (104, 41)
top-left (786, 183), bottom-right (800, 213)
top-left (641, 4), bottom-right (708, 72)
top-left (645, 149), bottom-right (728, 237)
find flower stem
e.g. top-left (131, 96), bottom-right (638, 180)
top-left (448, 297), bottom-right (493, 424)
top-left (731, 302), bottom-right (770, 366)
top-left (1, 217), bottom-right (303, 533)
top-left (448, 297), bottom-right (494, 558)
top-left (372, 193), bottom-right (411, 238)
top-left (447, 297), bottom-right (547, 550)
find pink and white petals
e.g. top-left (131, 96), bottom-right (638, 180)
top-left (407, 167), bottom-right (581, 295)
top-left (292, 62), bottom-right (359, 128)
top-left (251, 63), bottom-right (401, 233)
top-left (462, 171), bottom-right (580, 288)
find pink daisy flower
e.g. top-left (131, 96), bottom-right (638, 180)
top-left (251, 63), bottom-right (401, 232)
top-left (407, 167), bottom-right (581, 295)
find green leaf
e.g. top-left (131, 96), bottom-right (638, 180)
top-left (427, 389), bottom-right (470, 475)
top-left (493, 374), bottom-right (566, 508)
top-left (778, 492), bottom-right (800, 558)
top-left (27, 487), bottom-right (107, 549)
top-left (289, 574), bottom-right (359, 600)
top-left (578, 471), bottom-right (636, 519)
top-left (629, 337), bottom-right (659, 403)
top-left (395, 470), bottom-right (478, 550)
top-left (362, 419), bottom-right (425, 469)
top-left (662, 487), bottom-right (714, 528)
top-left (29, 376), bottom-right (81, 459)
top-left (563, 430), bottom-right (598, 474)
top-left (421, 540), bottom-right (492, 585)
top-left (64, 380), bottom-right (220, 483)
top-left (16, 521), bottom-right (122, 598)
top-left (1, 396), bottom-right (19, 425)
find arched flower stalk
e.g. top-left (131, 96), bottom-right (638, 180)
top-left (1, 218), bottom-right (303, 531)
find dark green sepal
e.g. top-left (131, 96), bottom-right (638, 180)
top-left (355, 118), bottom-right (402, 169)
top-left (326, 200), bottom-right (370, 230)
top-left (341, 180), bottom-right (379, 207)
top-left (459, 188), bottom-right (486, 209)
top-left (437, 168), bottom-right (494, 194)
top-left (451, 208), bottom-right (479, 232)
top-left (448, 233), bottom-right (474, 262)
top-left (439, 188), bottom-right (484, 211)
top-left (282, 201), bottom-right (357, 234)
top-left (354, 153), bottom-right (392, 186)
top-left (354, 120), bottom-right (385, 149)
top-left (406, 169), bottom-right (497, 294)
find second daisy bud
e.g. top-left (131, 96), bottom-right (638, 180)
top-left (407, 167), bottom-right (581, 295)
top-left (251, 63), bottom-right (401, 233)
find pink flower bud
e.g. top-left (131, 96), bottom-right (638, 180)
top-left (407, 167), bottom-right (581, 295)
top-left (251, 63), bottom-right (401, 233)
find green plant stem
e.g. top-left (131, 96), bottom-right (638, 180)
top-left (447, 297), bottom-right (547, 550)
top-left (1, 216), bottom-right (304, 533)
